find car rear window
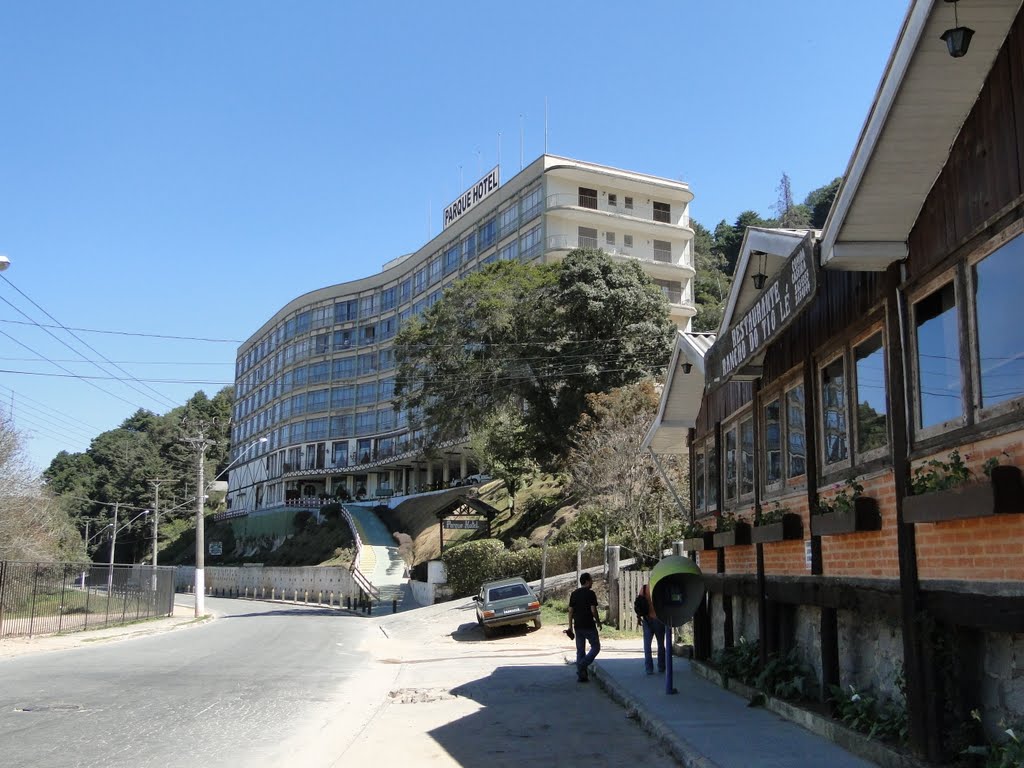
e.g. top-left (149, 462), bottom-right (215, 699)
top-left (488, 584), bottom-right (530, 601)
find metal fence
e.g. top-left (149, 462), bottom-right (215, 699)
top-left (0, 561), bottom-right (177, 639)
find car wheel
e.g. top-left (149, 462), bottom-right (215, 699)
top-left (533, 617), bottom-right (543, 630)
top-left (482, 624), bottom-right (494, 639)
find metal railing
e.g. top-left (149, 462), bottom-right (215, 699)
top-left (545, 193), bottom-right (690, 228)
top-left (545, 234), bottom-right (691, 270)
top-left (0, 561), bottom-right (176, 639)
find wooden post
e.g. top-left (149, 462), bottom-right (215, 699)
top-left (607, 545), bottom-right (621, 628)
top-left (751, 378), bottom-right (768, 670)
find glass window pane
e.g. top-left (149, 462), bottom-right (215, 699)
top-left (914, 282), bottom-right (962, 428)
top-left (821, 357), bottom-right (848, 465)
top-left (694, 451), bottom-right (705, 512)
top-left (786, 386), bottom-right (806, 478)
top-left (740, 418), bottom-right (754, 496)
top-left (855, 333), bottom-right (888, 454)
top-left (707, 443), bottom-right (719, 508)
top-left (764, 399), bottom-right (781, 485)
top-left (974, 235), bottom-right (1024, 409)
top-left (724, 427), bottom-right (737, 502)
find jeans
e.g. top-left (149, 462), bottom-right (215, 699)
top-left (575, 627), bottom-right (601, 673)
top-left (642, 617), bottom-right (666, 673)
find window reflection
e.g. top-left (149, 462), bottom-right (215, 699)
top-left (724, 428), bottom-right (737, 502)
top-left (914, 283), bottom-right (962, 428)
top-left (974, 234), bottom-right (1024, 409)
top-left (740, 418), bottom-right (754, 496)
top-left (821, 358), bottom-right (848, 464)
top-left (694, 451), bottom-right (705, 511)
top-left (765, 399), bottom-right (781, 485)
top-left (707, 443), bottom-right (719, 509)
top-left (855, 334), bottom-right (888, 453)
top-left (787, 385), bottom-right (806, 477)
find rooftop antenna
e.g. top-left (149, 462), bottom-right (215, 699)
top-left (458, 164), bottom-right (463, 189)
top-left (476, 147), bottom-right (482, 176)
top-left (544, 97), bottom-right (548, 154)
top-left (519, 114), bottom-right (524, 170)
top-left (497, 131), bottom-right (502, 168)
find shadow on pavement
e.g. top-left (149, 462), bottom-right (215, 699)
top-left (224, 608), bottom-right (361, 619)
top-left (450, 622), bottom-right (542, 643)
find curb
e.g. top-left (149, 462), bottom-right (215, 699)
top-left (567, 654), bottom-right (720, 768)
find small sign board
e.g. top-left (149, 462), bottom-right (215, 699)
top-left (705, 236), bottom-right (817, 389)
top-left (443, 519), bottom-right (483, 530)
top-left (208, 541), bottom-right (223, 556)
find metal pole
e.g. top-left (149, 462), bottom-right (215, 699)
top-left (540, 532), bottom-right (552, 602)
top-left (195, 441), bottom-right (208, 617)
top-left (665, 621), bottom-right (677, 694)
top-left (107, 503), bottom-right (118, 594)
top-left (152, 481), bottom-right (161, 567)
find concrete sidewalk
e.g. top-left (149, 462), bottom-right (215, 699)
top-left (586, 641), bottom-right (888, 768)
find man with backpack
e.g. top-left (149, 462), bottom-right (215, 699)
top-left (635, 584), bottom-right (665, 675)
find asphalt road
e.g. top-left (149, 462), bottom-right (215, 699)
top-left (0, 598), bottom-right (390, 768)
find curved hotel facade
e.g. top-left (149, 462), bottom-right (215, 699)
top-left (225, 155), bottom-right (696, 518)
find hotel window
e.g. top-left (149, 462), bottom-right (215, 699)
top-left (608, 193), bottom-right (617, 207)
top-left (378, 317), bottom-right (396, 341)
top-left (313, 333), bottom-right (329, 355)
top-left (578, 227), bottom-right (598, 249)
top-left (332, 357), bottom-right (356, 380)
top-left (606, 232), bottom-right (616, 246)
top-left (723, 424), bottom-right (737, 503)
top-left (282, 370), bottom-right (294, 393)
top-left (280, 397), bottom-right (292, 420)
top-left (291, 422), bottom-right (306, 444)
top-left (359, 295), bottom-right (378, 319)
top-left (357, 353), bottom-right (377, 376)
top-left (520, 226), bottom-right (542, 261)
top-left (972, 232), bottom-right (1024, 411)
top-left (296, 311), bottom-right (311, 335)
top-left (359, 325), bottom-right (376, 346)
top-left (377, 408), bottom-right (394, 431)
top-left (498, 204), bottom-right (518, 239)
top-left (355, 412), bottom-right (375, 436)
top-left (356, 382), bottom-right (376, 405)
top-left (333, 329), bottom-right (353, 351)
top-left (479, 218), bottom-right (496, 250)
top-left (399, 279), bottom-right (412, 304)
top-left (378, 349), bottom-right (395, 370)
top-left (308, 361), bottom-right (330, 384)
top-left (428, 257), bottom-right (442, 285)
top-left (625, 196), bottom-right (633, 210)
top-left (443, 245), bottom-right (459, 274)
top-left (578, 187), bottom-right (597, 209)
top-left (821, 355), bottom-right (849, 467)
top-left (854, 333), bottom-right (888, 456)
top-left (521, 186), bottom-right (542, 221)
top-left (380, 287), bottom-right (397, 312)
top-left (653, 201), bottom-right (671, 223)
top-left (653, 240), bottom-right (672, 263)
top-left (623, 234), bottom-right (633, 249)
top-left (413, 267), bottom-right (427, 294)
top-left (293, 366), bottom-right (308, 387)
top-left (291, 393), bottom-right (306, 415)
top-left (462, 232), bottom-right (477, 262)
top-left (307, 389), bottom-right (329, 413)
top-left (332, 441), bottom-right (348, 467)
top-left (307, 417), bottom-right (328, 441)
top-left (378, 378), bottom-right (395, 400)
top-left (913, 281), bottom-right (962, 431)
top-left (330, 414), bottom-right (353, 438)
top-left (357, 438), bottom-right (373, 462)
top-left (498, 240), bottom-right (518, 261)
top-left (312, 307), bottom-right (331, 329)
top-left (331, 385), bottom-right (354, 409)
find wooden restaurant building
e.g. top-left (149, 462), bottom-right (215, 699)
top-left (646, 0), bottom-right (1024, 759)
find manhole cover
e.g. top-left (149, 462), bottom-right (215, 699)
top-left (14, 704), bottom-right (82, 713)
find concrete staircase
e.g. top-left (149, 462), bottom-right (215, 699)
top-left (343, 503), bottom-right (418, 615)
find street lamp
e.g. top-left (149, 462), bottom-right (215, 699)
top-left (0, 255), bottom-right (10, 272)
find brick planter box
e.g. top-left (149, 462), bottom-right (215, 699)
top-left (712, 522), bottom-right (752, 548)
top-left (751, 513), bottom-right (804, 544)
top-left (683, 533), bottom-right (716, 551)
top-left (903, 466), bottom-right (1024, 524)
top-left (810, 497), bottom-right (881, 537)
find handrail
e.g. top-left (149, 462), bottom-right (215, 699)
top-left (339, 504), bottom-right (380, 601)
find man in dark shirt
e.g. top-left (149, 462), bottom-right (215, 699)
top-left (567, 572), bottom-right (601, 682)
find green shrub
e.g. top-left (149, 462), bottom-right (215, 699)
top-left (829, 682), bottom-right (908, 744)
top-left (711, 637), bottom-right (760, 686)
top-left (442, 539), bottom-right (506, 596)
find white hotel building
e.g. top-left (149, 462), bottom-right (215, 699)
top-left (225, 155), bottom-right (696, 520)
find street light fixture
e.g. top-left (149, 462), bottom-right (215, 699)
top-left (0, 255), bottom-right (10, 272)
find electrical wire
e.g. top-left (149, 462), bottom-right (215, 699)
top-left (0, 383), bottom-right (103, 433)
top-left (0, 317), bottom-right (242, 343)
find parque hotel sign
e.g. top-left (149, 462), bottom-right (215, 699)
top-left (705, 236), bottom-right (817, 389)
top-left (444, 166), bottom-right (500, 229)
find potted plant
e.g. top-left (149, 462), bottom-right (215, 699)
top-left (712, 512), bottom-right (751, 548)
top-left (682, 519), bottom-right (715, 551)
top-left (810, 479), bottom-right (881, 536)
top-left (751, 502), bottom-right (803, 544)
top-left (903, 450), bottom-right (1023, 523)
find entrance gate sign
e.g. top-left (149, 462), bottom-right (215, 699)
top-left (705, 236), bottom-right (817, 390)
top-left (443, 519), bottom-right (484, 530)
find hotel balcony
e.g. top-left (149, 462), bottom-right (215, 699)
top-left (544, 234), bottom-right (696, 280)
top-left (544, 193), bottom-right (692, 231)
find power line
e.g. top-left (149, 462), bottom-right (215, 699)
top-left (0, 369), bottom-right (233, 385)
top-left (0, 317), bottom-right (242, 343)
top-left (0, 276), bottom-right (180, 410)
top-left (0, 356), bottom-right (232, 366)
top-left (0, 383), bottom-right (104, 433)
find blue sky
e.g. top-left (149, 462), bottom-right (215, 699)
top-left (0, 1), bottom-right (910, 470)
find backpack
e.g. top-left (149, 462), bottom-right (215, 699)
top-left (634, 593), bottom-right (649, 618)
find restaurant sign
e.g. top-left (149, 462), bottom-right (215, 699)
top-left (705, 237), bottom-right (817, 389)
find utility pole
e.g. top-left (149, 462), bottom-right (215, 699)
top-left (149, 479), bottom-right (170, 567)
top-left (107, 502), bottom-right (119, 594)
top-left (183, 427), bottom-right (215, 617)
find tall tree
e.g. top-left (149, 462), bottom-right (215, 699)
top-left (691, 219), bottom-right (732, 332)
top-left (395, 249), bottom-right (675, 469)
top-left (774, 172), bottom-right (812, 228)
top-left (804, 176), bottom-right (842, 229)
